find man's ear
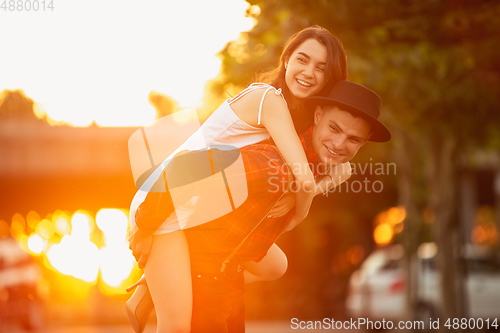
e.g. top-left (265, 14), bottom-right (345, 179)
top-left (314, 105), bottom-right (323, 125)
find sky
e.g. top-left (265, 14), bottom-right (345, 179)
top-left (0, 0), bottom-right (254, 126)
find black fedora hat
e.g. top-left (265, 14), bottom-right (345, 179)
top-left (304, 81), bottom-right (391, 142)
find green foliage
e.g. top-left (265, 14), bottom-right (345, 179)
top-left (217, 0), bottom-right (500, 148)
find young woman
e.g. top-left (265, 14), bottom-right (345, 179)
top-left (127, 26), bottom-right (349, 333)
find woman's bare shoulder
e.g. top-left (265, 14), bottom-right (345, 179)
top-left (230, 86), bottom-right (287, 125)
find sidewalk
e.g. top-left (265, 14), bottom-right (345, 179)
top-left (3, 321), bottom-right (355, 333)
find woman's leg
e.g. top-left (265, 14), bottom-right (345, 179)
top-left (243, 243), bottom-right (288, 283)
top-left (191, 270), bottom-right (245, 333)
top-left (144, 231), bottom-right (192, 333)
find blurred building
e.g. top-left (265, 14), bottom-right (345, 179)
top-left (0, 91), bottom-right (139, 220)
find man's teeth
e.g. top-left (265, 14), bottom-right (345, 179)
top-left (297, 79), bottom-right (312, 87)
top-left (327, 147), bottom-right (340, 156)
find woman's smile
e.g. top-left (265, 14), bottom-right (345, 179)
top-left (296, 79), bottom-right (312, 87)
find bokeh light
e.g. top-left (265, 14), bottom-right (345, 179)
top-left (46, 211), bottom-right (100, 283)
top-left (417, 242), bottom-right (438, 259)
top-left (53, 210), bottom-right (71, 236)
top-left (36, 219), bottom-right (55, 240)
top-left (471, 205), bottom-right (498, 246)
top-left (26, 210), bottom-right (41, 230)
top-left (347, 245), bottom-right (365, 266)
top-left (95, 209), bottom-right (128, 245)
top-left (373, 206), bottom-right (406, 245)
top-left (96, 209), bottom-right (135, 290)
top-left (5, 208), bottom-right (142, 293)
top-left (10, 213), bottom-right (26, 239)
top-left (374, 224), bottom-right (393, 246)
top-left (27, 233), bottom-right (46, 255)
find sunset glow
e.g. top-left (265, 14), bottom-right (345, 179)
top-left (0, 0), bottom-right (255, 127)
top-left (96, 209), bottom-right (135, 288)
top-left (10, 208), bottom-right (139, 293)
top-left (46, 211), bottom-right (100, 282)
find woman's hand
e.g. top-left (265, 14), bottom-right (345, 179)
top-left (312, 162), bottom-right (352, 196)
top-left (281, 215), bottom-right (304, 233)
top-left (329, 161), bottom-right (352, 187)
top-left (268, 193), bottom-right (296, 218)
top-left (128, 224), bottom-right (153, 269)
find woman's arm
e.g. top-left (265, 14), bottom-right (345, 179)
top-left (268, 162), bottom-right (352, 218)
top-left (259, 93), bottom-right (315, 222)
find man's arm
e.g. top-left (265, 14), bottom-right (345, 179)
top-left (129, 184), bottom-right (176, 268)
top-left (135, 189), bottom-right (176, 235)
top-left (128, 224), bottom-right (153, 269)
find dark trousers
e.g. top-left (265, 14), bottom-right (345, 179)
top-left (190, 265), bottom-right (245, 332)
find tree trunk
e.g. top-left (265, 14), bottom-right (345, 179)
top-left (427, 134), bottom-right (466, 329)
top-left (393, 130), bottom-right (421, 326)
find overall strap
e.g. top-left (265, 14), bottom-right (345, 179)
top-left (227, 83), bottom-right (270, 104)
top-left (228, 83), bottom-right (287, 125)
top-left (257, 86), bottom-right (283, 125)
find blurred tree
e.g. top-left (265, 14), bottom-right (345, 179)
top-left (213, 0), bottom-right (500, 325)
top-left (148, 91), bottom-right (178, 119)
top-left (0, 89), bottom-right (36, 120)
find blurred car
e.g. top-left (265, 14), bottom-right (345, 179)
top-left (346, 243), bottom-right (500, 325)
top-left (0, 237), bottom-right (45, 331)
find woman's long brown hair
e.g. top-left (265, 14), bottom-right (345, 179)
top-left (255, 26), bottom-right (348, 133)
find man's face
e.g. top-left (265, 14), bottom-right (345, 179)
top-left (312, 105), bottom-right (371, 165)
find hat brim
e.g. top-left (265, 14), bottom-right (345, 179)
top-left (304, 96), bottom-right (391, 143)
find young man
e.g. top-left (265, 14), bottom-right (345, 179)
top-left (128, 81), bottom-right (391, 332)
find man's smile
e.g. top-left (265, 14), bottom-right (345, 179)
top-left (324, 144), bottom-right (342, 156)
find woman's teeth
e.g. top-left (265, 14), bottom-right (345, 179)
top-left (297, 79), bottom-right (312, 87)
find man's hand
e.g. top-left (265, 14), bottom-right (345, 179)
top-left (128, 224), bottom-right (153, 269)
top-left (268, 193), bottom-right (296, 218)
